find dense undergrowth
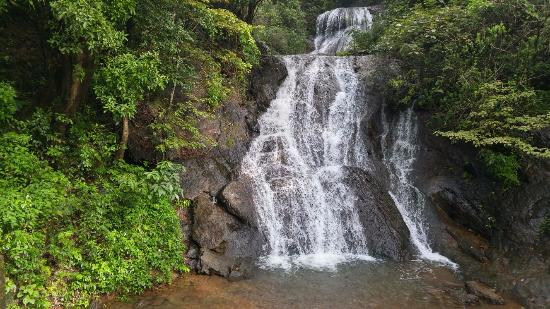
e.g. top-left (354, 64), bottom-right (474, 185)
top-left (0, 85), bottom-right (187, 308)
top-left (349, 0), bottom-right (550, 185)
top-left (0, 0), bottom-right (260, 307)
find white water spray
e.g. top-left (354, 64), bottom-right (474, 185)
top-left (383, 108), bottom-right (457, 267)
top-left (314, 7), bottom-right (373, 55)
top-left (243, 6), bottom-right (454, 270)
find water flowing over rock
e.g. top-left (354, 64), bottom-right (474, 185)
top-left (242, 7), bottom-right (413, 269)
top-left (314, 7), bottom-right (373, 55)
top-left (381, 108), bottom-right (456, 266)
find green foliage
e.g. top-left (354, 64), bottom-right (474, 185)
top-left (254, 0), bottom-right (309, 54)
top-left (94, 52), bottom-right (166, 119)
top-left (49, 0), bottom-right (135, 55)
top-left (350, 18), bottom-right (388, 55)
top-left (0, 0), bottom-right (264, 305)
top-left (0, 129), bottom-right (187, 308)
top-left (128, 0), bottom-right (259, 154)
top-left (0, 82), bottom-right (16, 123)
top-left (479, 149), bottom-right (520, 187)
top-left (350, 0), bottom-right (550, 162)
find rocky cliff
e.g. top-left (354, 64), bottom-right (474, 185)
top-left (411, 112), bottom-right (550, 308)
top-left (128, 50), bottom-right (549, 307)
top-left (128, 50), bottom-right (288, 278)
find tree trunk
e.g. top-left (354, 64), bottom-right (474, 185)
top-left (115, 116), bottom-right (129, 161)
top-left (64, 52), bottom-right (85, 117)
top-left (245, 0), bottom-right (262, 24)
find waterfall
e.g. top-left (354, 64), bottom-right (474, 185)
top-left (243, 7), bottom-right (453, 270)
top-left (314, 7), bottom-right (373, 55)
top-left (382, 108), bottom-right (456, 267)
top-left (242, 55), bottom-right (374, 269)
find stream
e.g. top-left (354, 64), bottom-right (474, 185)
top-left (105, 261), bottom-right (520, 308)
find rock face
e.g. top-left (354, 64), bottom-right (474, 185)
top-left (177, 53), bottom-right (288, 201)
top-left (465, 281), bottom-right (505, 305)
top-left (219, 177), bottom-right (258, 227)
top-left (160, 55), bottom-right (286, 277)
top-left (344, 167), bottom-right (412, 260)
top-left (356, 54), bottom-right (549, 308)
top-left (407, 110), bottom-right (550, 308)
top-left (192, 194), bottom-right (261, 277)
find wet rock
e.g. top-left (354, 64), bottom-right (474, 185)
top-left (249, 51), bottom-right (288, 113)
top-left (198, 249), bottom-right (233, 277)
top-left (192, 194), bottom-right (261, 277)
top-left (446, 228), bottom-right (488, 263)
top-left (186, 243), bottom-right (199, 260)
top-left (464, 293), bottom-right (480, 305)
top-left (428, 177), bottom-right (488, 237)
top-left (512, 276), bottom-right (550, 309)
top-left (198, 249), bottom-right (254, 279)
top-left (343, 167), bottom-right (412, 260)
top-left (406, 109), bottom-right (550, 307)
top-left (219, 177), bottom-right (257, 227)
top-left (465, 281), bottom-right (505, 305)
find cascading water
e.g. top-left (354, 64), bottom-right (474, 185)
top-left (243, 6), bottom-right (453, 270)
top-left (382, 108), bottom-right (457, 267)
top-left (314, 7), bottom-right (373, 55)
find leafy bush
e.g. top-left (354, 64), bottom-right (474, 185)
top-left (479, 149), bottom-right (520, 187)
top-left (0, 130), bottom-right (187, 308)
top-left (254, 0), bottom-right (309, 54)
top-left (0, 82), bottom-right (16, 123)
top-left (350, 0), bottom-right (550, 165)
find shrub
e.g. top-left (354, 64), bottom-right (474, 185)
top-left (0, 131), bottom-right (187, 308)
top-left (479, 149), bottom-right (520, 187)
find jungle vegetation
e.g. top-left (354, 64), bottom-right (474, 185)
top-left (349, 0), bottom-right (550, 185)
top-left (1, 0), bottom-right (549, 307)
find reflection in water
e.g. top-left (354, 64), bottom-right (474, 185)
top-left (105, 261), bottom-right (519, 309)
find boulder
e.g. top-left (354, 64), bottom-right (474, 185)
top-left (465, 281), bottom-right (505, 305)
top-left (219, 177), bottom-right (258, 227)
top-left (343, 167), bottom-right (413, 261)
top-left (198, 249), bottom-right (254, 279)
top-left (192, 194), bottom-right (262, 277)
top-left (248, 50), bottom-right (288, 113)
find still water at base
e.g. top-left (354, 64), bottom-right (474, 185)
top-left (105, 261), bottom-right (520, 309)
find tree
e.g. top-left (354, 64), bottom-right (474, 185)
top-left (212, 0), bottom-right (265, 23)
top-left (93, 52), bottom-right (166, 160)
top-left (350, 0), bottom-right (550, 161)
top-left (48, 0), bottom-right (136, 117)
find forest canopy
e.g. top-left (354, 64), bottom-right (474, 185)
top-left (349, 0), bottom-right (550, 185)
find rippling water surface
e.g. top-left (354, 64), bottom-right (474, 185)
top-left (105, 261), bottom-right (520, 309)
